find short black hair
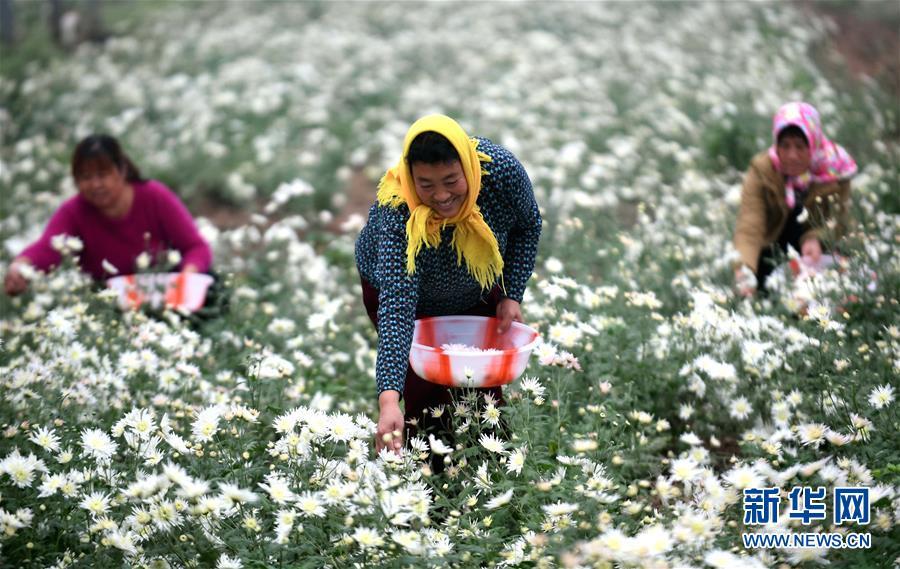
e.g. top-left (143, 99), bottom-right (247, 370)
top-left (406, 131), bottom-right (460, 165)
top-left (777, 125), bottom-right (808, 147)
top-left (72, 134), bottom-right (145, 182)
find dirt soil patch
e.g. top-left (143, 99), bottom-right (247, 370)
top-left (799, 0), bottom-right (900, 97)
top-left (328, 168), bottom-right (377, 233)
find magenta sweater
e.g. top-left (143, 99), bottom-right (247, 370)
top-left (19, 180), bottom-right (212, 280)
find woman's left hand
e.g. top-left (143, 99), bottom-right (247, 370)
top-left (496, 298), bottom-right (523, 334)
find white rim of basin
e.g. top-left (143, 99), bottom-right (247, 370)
top-left (411, 315), bottom-right (541, 354)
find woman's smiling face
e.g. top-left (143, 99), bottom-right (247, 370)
top-left (776, 132), bottom-right (812, 177)
top-left (410, 160), bottom-right (468, 218)
top-left (74, 158), bottom-right (129, 211)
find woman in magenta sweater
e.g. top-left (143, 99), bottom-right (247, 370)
top-left (4, 134), bottom-right (212, 295)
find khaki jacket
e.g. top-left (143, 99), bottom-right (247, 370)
top-left (734, 151), bottom-right (851, 273)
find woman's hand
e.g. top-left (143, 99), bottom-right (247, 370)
top-left (496, 297), bottom-right (523, 334)
top-left (801, 238), bottom-right (822, 266)
top-left (734, 266), bottom-right (756, 298)
top-left (4, 260), bottom-right (30, 297)
top-left (376, 390), bottom-right (404, 454)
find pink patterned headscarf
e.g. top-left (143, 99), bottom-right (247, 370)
top-left (768, 102), bottom-right (857, 208)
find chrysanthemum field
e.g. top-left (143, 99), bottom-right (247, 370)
top-left (0, 2), bottom-right (898, 568)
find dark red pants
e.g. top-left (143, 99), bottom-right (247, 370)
top-left (361, 278), bottom-right (505, 439)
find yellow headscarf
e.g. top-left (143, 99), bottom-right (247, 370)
top-left (376, 114), bottom-right (504, 291)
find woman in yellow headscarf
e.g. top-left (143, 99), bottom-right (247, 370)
top-left (355, 115), bottom-right (542, 454)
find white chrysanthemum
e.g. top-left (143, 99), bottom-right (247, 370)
top-left (164, 433), bottom-right (191, 455)
top-left (0, 507), bottom-right (28, 534)
top-left (533, 341), bottom-right (558, 365)
top-left (273, 411), bottom-right (298, 434)
top-left (539, 281), bottom-right (568, 301)
top-left (408, 436), bottom-right (429, 454)
top-left (507, 448), bottom-right (526, 476)
top-left (723, 465), bottom-right (763, 490)
top-left (786, 390), bottom-right (803, 407)
top-left (352, 527), bottom-right (384, 549)
top-left (192, 405), bottom-right (223, 442)
top-left (474, 461), bottom-right (492, 490)
top-left (630, 410), bottom-right (653, 424)
top-left (305, 409), bottom-right (330, 436)
top-left (477, 432), bottom-right (507, 454)
top-left (482, 404), bottom-right (502, 427)
top-left (679, 432), bottom-right (702, 446)
top-left (151, 500), bottom-right (182, 530)
top-left (219, 483), bottom-right (259, 506)
top-left (274, 509), bottom-right (296, 544)
top-left (693, 355), bottom-right (736, 381)
top-left (101, 258), bottom-right (119, 275)
top-left (688, 446), bottom-right (710, 464)
top-left (107, 529), bottom-right (138, 556)
top-left (297, 492), bottom-right (326, 518)
top-left (771, 401), bottom-right (791, 425)
top-left (423, 528), bottom-right (454, 556)
top-left (572, 439), bottom-right (598, 453)
top-left (868, 384), bottom-right (895, 410)
top-left (322, 482), bottom-right (350, 506)
top-left (328, 413), bottom-right (359, 442)
top-left (1, 450), bottom-right (46, 488)
top-left (544, 256), bottom-right (563, 273)
top-left (124, 408), bottom-right (156, 440)
top-left (741, 340), bottom-right (773, 366)
top-left (798, 457), bottom-right (832, 478)
top-left (634, 524), bottom-right (672, 556)
top-left (670, 457), bottom-right (700, 482)
top-left (728, 397), bottom-right (752, 420)
top-left (542, 501), bottom-right (578, 517)
top-left (45, 308), bottom-right (76, 337)
top-left (309, 392), bottom-right (334, 412)
top-left (80, 428), bottom-right (117, 461)
top-left (259, 474), bottom-right (296, 505)
top-left (37, 473), bottom-right (67, 498)
top-left (797, 423), bottom-right (828, 447)
top-left (548, 323), bottom-right (582, 347)
top-left (80, 491), bottom-right (111, 516)
top-left (135, 251), bottom-right (151, 270)
top-left (392, 530), bottom-right (424, 555)
top-left (485, 489), bottom-right (514, 510)
top-left (786, 547), bottom-right (830, 565)
top-left (166, 249), bottom-right (182, 266)
top-left (428, 435), bottom-right (453, 455)
top-left (65, 341), bottom-right (90, 365)
top-left (519, 376), bottom-right (545, 397)
top-left (705, 550), bottom-right (743, 568)
top-left (267, 318), bottom-right (296, 336)
top-left (849, 413), bottom-right (874, 433)
top-left (825, 431), bottom-right (851, 446)
top-left (217, 554), bottom-right (244, 569)
top-left (251, 353), bottom-right (295, 379)
top-left (178, 478), bottom-right (211, 500)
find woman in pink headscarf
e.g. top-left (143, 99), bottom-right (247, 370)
top-left (733, 102), bottom-right (857, 295)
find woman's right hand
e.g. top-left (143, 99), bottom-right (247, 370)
top-left (4, 261), bottom-right (30, 296)
top-left (376, 390), bottom-right (404, 454)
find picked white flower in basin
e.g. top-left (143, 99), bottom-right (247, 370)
top-left (106, 272), bottom-right (214, 312)
top-left (410, 316), bottom-right (540, 388)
